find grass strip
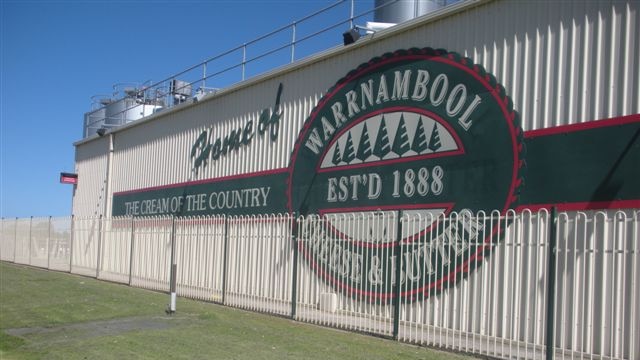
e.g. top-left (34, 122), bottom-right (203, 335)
top-left (0, 262), bottom-right (476, 360)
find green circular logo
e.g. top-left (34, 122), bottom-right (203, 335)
top-left (287, 48), bottom-right (524, 302)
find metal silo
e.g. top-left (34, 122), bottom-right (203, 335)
top-left (83, 107), bottom-right (106, 138)
top-left (83, 86), bottom-right (164, 137)
top-left (374, 0), bottom-right (445, 24)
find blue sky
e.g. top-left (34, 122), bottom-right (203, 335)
top-left (1, 0), bottom-right (376, 218)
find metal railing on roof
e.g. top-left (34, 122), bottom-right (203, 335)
top-left (83, 0), bottom-right (397, 138)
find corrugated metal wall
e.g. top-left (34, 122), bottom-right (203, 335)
top-left (386, 0), bottom-right (639, 130)
top-left (73, 0), bottom-right (638, 217)
top-left (73, 137), bottom-right (109, 217)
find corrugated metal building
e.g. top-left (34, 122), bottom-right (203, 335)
top-left (70, 1), bottom-right (639, 358)
top-left (73, 0), bottom-right (639, 218)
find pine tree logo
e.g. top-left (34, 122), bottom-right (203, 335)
top-left (428, 122), bottom-right (442, 152)
top-left (392, 114), bottom-right (411, 156)
top-left (373, 116), bottom-right (391, 159)
top-left (332, 142), bottom-right (342, 165)
top-left (342, 132), bottom-right (356, 163)
top-left (356, 124), bottom-right (372, 161)
top-left (411, 116), bottom-right (428, 154)
top-left (319, 112), bottom-right (460, 168)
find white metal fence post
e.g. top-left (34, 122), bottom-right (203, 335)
top-left (393, 211), bottom-right (403, 340)
top-left (168, 216), bottom-right (177, 314)
top-left (128, 216), bottom-right (135, 286)
top-left (545, 207), bottom-right (558, 360)
top-left (28, 216), bottom-right (33, 265)
top-left (96, 215), bottom-right (103, 278)
top-left (290, 213), bottom-right (299, 319)
top-left (47, 216), bottom-right (52, 269)
top-left (221, 215), bottom-right (229, 305)
top-left (632, 211), bottom-right (639, 360)
top-left (13, 217), bottom-right (18, 262)
top-left (69, 215), bottom-right (74, 273)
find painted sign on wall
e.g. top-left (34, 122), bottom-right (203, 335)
top-left (111, 47), bottom-right (640, 301)
top-left (190, 83), bottom-right (284, 174)
top-left (287, 48), bottom-right (522, 216)
top-left (287, 48), bottom-right (522, 301)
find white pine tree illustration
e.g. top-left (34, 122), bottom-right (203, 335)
top-left (428, 122), bottom-right (442, 152)
top-left (373, 116), bottom-right (391, 159)
top-left (342, 132), bottom-right (356, 163)
top-left (392, 114), bottom-right (411, 156)
top-left (332, 142), bottom-right (342, 165)
top-left (356, 124), bottom-right (372, 161)
top-left (411, 116), bottom-right (428, 154)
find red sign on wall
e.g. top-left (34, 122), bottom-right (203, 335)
top-left (60, 172), bottom-right (78, 185)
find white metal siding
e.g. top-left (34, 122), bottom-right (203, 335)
top-left (73, 0), bottom-right (638, 217)
top-left (109, 81), bottom-right (323, 193)
top-left (73, 137), bottom-right (109, 217)
top-left (368, 0), bottom-right (639, 131)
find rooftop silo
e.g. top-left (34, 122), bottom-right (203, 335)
top-left (374, 0), bottom-right (445, 24)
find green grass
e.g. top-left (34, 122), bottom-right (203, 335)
top-left (0, 262), bottom-right (476, 359)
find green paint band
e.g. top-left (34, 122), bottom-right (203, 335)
top-left (112, 115), bottom-right (640, 217)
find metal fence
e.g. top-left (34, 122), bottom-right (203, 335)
top-left (1, 209), bottom-right (638, 360)
top-left (1, 216), bottom-right (72, 271)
